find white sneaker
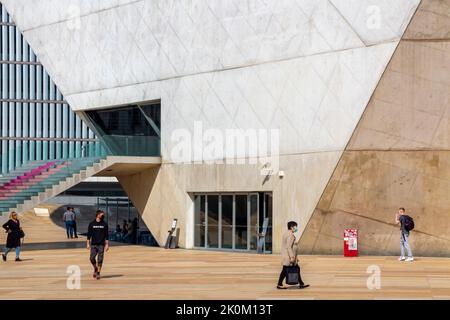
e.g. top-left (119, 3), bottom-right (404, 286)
top-left (398, 256), bottom-right (405, 261)
top-left (406, 257), bottom-right (414, 262)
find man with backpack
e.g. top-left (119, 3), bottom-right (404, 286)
top-left (395, 207), bottom-right (414, 262)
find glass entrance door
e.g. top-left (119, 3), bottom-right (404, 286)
top-left (194, 195), bottom-right (205, 248)
top-left (221, 195), bottom-right (233, 249)
top-left (206, 195), bottom-right (219, 248)
top-left (194, 192), bottom-right (272, 252)
top-left (249, 194), bottom-right (259, 250)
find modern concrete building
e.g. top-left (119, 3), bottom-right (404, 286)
top-left (1, 0), bottom-right (449, 256)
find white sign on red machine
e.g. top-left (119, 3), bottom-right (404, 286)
top-left (344, 229), bottom-right (358, 257)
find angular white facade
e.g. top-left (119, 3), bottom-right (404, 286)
top-left (2, 0), bottom-right (420, 252)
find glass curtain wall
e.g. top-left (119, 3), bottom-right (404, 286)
top-left (84, 103), bottom-right (161, 157)
top-left (194, 192), bottom-right (272, 252)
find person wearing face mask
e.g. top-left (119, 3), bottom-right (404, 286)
top-left (87, 210), bottom-right (109, 280)
top-left (277, 221), bottom-right (309, 289)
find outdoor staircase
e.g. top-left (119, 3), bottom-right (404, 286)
top-left (0, 157), bottom-right (108, 220)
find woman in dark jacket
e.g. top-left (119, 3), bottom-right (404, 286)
top-left (2, 212), bottom-right (23, 262)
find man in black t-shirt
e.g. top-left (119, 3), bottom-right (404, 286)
top-left (87, 210), bottom-right (109, 280)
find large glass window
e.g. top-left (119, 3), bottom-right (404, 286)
top-left (193, 192), bottom-right (272, 252)
top-left (235, 195), bottom-right (248, 250)
top-left (249, 194), bottom-right (258, 250)
top-left (264, 193), bottom-right (273, 252)
top-left (206, 195), bottom-right (219, 248)
top-left (84, 103), bottom-right (160, 156)
top-left (221, 195), bottom-right (233, 249)
top-left (194, 195), bottom-right (206, 248)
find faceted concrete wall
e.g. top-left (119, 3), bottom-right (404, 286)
top-left (300, 0), bottom-right (450, 256)
top-left (116, 152), bottom-right (341, 249)
top-left (3, 0), bottom-right (423, 252)
top-left (2, 0), bottom-right (418, 159)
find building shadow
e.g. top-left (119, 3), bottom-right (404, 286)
top-left (1, 240), bottom-right (130, 252)
top-left (98, 274), bottom-right (124, 279)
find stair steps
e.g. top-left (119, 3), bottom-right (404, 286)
top-left (0, 156), bottom-right (106, 217)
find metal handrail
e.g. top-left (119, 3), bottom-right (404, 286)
top-left (0, 137), bottom-right (99, 142)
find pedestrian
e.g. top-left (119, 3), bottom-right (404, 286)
top-left (71, 207), bottom-right (79, 238)
top-left (123, 219), bottom-right (133, 243)
top-left (2, 212), bottom-right (24, 262)
top-left (396, 207), bottom-right (414, 262)
top-left (122, 219), bottom-right (128, 239)
top-left (277, 221), bottom-right (309, 289)
top-left (87, 210), bottom-right (109, 280)
top-left (63, 206), bottom-right (75, 239)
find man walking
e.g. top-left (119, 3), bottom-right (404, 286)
top-left (71, 207), bottom-right (79, 238)
top-left (395, 207), bottom-right (414, 262)
top-left (63, 207), bottom-right (75, 239)
top-left (87, 210), bottom-right (109, 280)
top-left (277, 221), bottom-right (309, 289)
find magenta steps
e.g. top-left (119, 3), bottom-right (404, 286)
top-left (0, 161), bottom-right (64, 201)
top-left (0, 157), bottom-right (103, 215)
top-left (0, 161), bottom-right (57, 191)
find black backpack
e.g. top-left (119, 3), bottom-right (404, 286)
top-left (403, 215), bottom-right (415, 231)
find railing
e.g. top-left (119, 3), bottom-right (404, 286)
top-left (101, 135), bottom-right (160, 157)
top-left (0, 156), bottom-right (105, 214)
top-left (0, 139), bottom-right (108, 175)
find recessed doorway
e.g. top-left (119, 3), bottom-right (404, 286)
top-left (193, 192), bottom-right (272, 252)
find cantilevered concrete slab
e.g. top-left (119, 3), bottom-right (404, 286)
top-left (94, 156), bottom-right (161, 177)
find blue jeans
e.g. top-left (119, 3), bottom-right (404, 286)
top-left (400, 232), bottom-right (413, 258)
top-left (4, 246), bottom-right (21, 258)
top-left (65, 221), bottom-right (74, 238)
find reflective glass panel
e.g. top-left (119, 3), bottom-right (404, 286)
top-left (194, 195), bottom-right (206, 247)
top-left (221, 195), bottom-right (233, 249)
top-left (235, 195), bottom-right (248, 250)
top-left (84, 103), bottom-right (160, 156)
top-left (206, 195), bottom-right (219, 248)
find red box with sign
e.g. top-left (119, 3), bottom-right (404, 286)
top-left (344, 229), bottom-right (358, 257)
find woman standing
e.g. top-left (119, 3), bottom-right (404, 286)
top-left (2, 212), bottom-right (23, 262)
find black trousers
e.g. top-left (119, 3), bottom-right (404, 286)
top-left (73, 221), bottom-right (78, 236)
top-left (278, 265), bottom-right (304, 286)
top-left (90, 245), bottom-right (105, 269)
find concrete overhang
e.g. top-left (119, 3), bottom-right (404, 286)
top-left (94, 156), bottom-right (161, 177)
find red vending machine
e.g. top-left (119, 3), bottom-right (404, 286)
top-left (344, 229), bottom-right (358, 257)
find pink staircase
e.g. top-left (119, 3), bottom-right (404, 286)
top-left (0, 162), bottom-right (58, 200)
top-left (0, 157), bottom-right (105, 219)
